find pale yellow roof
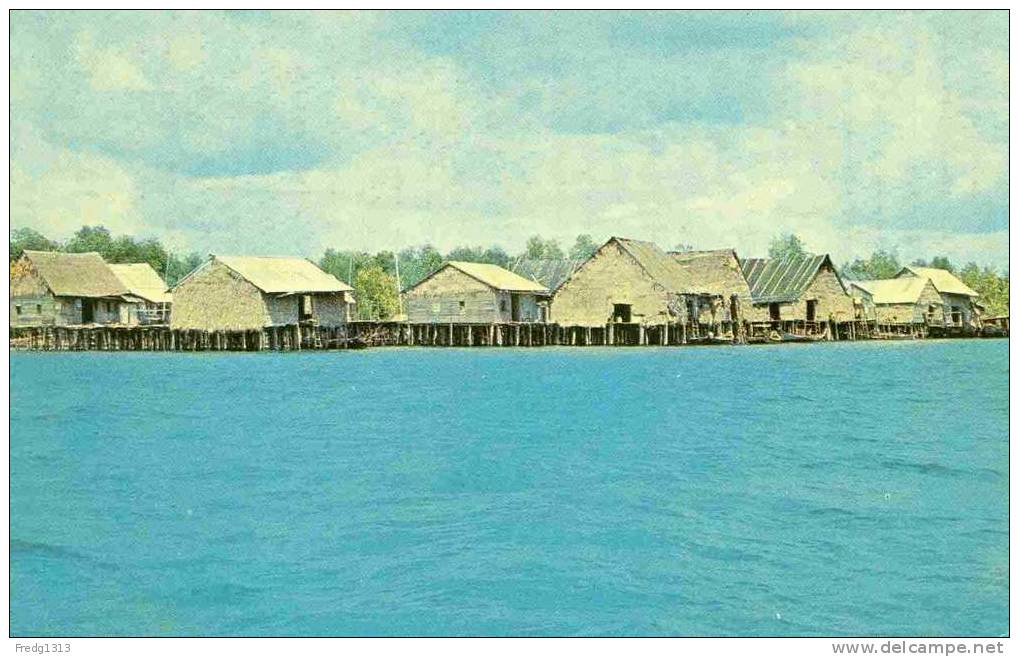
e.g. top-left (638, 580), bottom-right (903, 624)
top-left (447, 261), bottom-right (548, 293)
top-left (108, 263), bottom-right (171, 303)
top-left (898, 266), bottom-right (978, 297)
top-left (215, 256), bottom-right (353, 294)
top-left (850, 278), bottom-right (935, 305)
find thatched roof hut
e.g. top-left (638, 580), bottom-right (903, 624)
top-left (170, 255), bottom-right (355, 330)
top-left (740, 253), bottom-right (853, 322)
top-left (402, 261), bottom-right (549, 323)
top-left (19, 250), bottom-right (127, 298)
top-left (10, 250), bottom-right (132, 326)
top-left (668, 249), bottom-right (753, 306)
top-left (551, 237), bottom-right (728, 326)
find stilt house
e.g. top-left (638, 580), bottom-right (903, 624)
top-left (10, 250), bottom-right (132, 326)
top-left (894, 266), bottom-right (982, 329)
top-left (667, 249), bottom-right (754, 322)
top-left (169, 255), bottom-right (355, 330)
top-left (402, 261), bottom-right (549, 323)
top-left (108, 263), bottom-right (172, 325)
top-left (849, 278), bottom-right (944, 325)
top-left (739, 253), bottom-right (854, 323)
top-left (550, 237), bottom-right (728, 327)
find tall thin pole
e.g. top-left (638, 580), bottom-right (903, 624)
top-left (394, 252), bottom-right (404, 318)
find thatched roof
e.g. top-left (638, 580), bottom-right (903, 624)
top-left (897, 266), bottom-right (978, 297)
top-left (109, 263), bottom-right (171, 304)
top-left (509, 258), bottom-right (582, 291)
top-left (668, 249), bottom-right (752, 299)
top-left (605, 237), bottom-right (720, 295)
top-left (740, 253), bottom-right (843, 303)
top-left (213, 256), bottom-right (353, 294)
top-left (22, 250), bottom-right (128, 298)
top-left (850, 278), bottom-right (935, 305)
top-left (438, 261), bottom-right (548, 293)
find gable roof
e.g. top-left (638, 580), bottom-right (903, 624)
top-left (850, 278), bottom-right (937, 305)
top-left (22, 250), bottom-right (129, 298)
top-left (108, 263), bottom-right (171, 304)
top-left (612, 238), bottom-right (694, 293)
top-left (740, 253), bottom-right (843, 303)
top-left (897, 266), bottom-right (978, 297)
top-left (667, 249), bottom-right (752, 299)
top-left (214, 256), bottom-right (353, 294)
top-left (509, 258), bottom-right (582, 292)
top-left (443, 261), bottom-right (548, 293)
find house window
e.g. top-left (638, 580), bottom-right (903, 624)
top-left (500, 299), bottom-right (508, 312)
top-left (36, 304), bottom-right (42, 315)
top-left (769, 303), bottom-right (781, 321)
top-left (951, 307), bottom-right (962, 325)
top-left (15, 305), bottom-right (21, 315)
top-left (806, 300), bottom-right (817, 322)
top-left (300, 295), bottom-right (313, 321)
top-left (612, 303), bottom-right (632, 323)
top-left (459, 300), bottom-right (466, 314)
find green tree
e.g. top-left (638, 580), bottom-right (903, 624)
top-left (10, 228), bottom-right (59, 261)
top-left (64, 225), bottom-right (115, 255)
top-left (165, 252), bottom-right (204, 287)
top-left (398, 244), bottom-right (444, 288)
top-left (842, 249), bottom-right (901, 280)
top-left (568, 234), bottom-right (599, 260)
top-left (354, 263), bottom-right (399, 320)
top-left (960, 262), bottom-right (1009, 316)
top-left (672, 243), bottom-right (693, 253)
top-left (930, 256), bottom-right (955, 273)
top-left (524, 235), bottom-right (564, 260)
top-left (768, 233), bottom-right (809, 260)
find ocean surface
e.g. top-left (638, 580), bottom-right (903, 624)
top-left (10, 340), bottom-right (1008, 636)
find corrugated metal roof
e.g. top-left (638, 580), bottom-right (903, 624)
top-left (23, 250), bottom-right (129, 298)
top-left (509, 258), bottom-right (582, 291)
top-left (447, 261), bottom-right (548, 293)
top-left (109, 263), bottom-right (171, 303)
top-left (740, 254), bottom-right (835, 303)
top-left (215, 256), bottom-right (353, 294)
top-left (850, 278), bottom-right (934, 305)
top-left (898, 266), bottom-right (979, 297)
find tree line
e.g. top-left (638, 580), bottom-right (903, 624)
top-left (10, 226), bottom-right (1008, 319)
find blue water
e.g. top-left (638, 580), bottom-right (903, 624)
top-left (10, 340), bottom-right (1008, 636)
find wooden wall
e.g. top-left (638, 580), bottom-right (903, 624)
top-left (403, 266), bottom-right (505, 323)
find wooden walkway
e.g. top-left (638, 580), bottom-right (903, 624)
top-left (8, 319), bottom-right (990, 352)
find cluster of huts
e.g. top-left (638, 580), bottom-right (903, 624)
top-left (9, 237), bottom-right (993, 340)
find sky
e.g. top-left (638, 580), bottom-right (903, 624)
top-left (9, 10), bottom-right (1009, 268)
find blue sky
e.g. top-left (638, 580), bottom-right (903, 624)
top-left (9, 10), bottom-right (1008, 268)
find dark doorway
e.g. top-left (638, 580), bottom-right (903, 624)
top-left (511, 294), bottom-right (521, 321)
top-left (81, 299), bottom-right (94, 324)
top-left (299, 295), bottom-right (314, 321)
top-left (613, 303), bottom-right (632, 323)
top-left (951, 307), bottom-right (962, 325)
top-left (769, 302), bottom-right (781, 321)
top-left (806, 300), bottom-right (817, 322)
